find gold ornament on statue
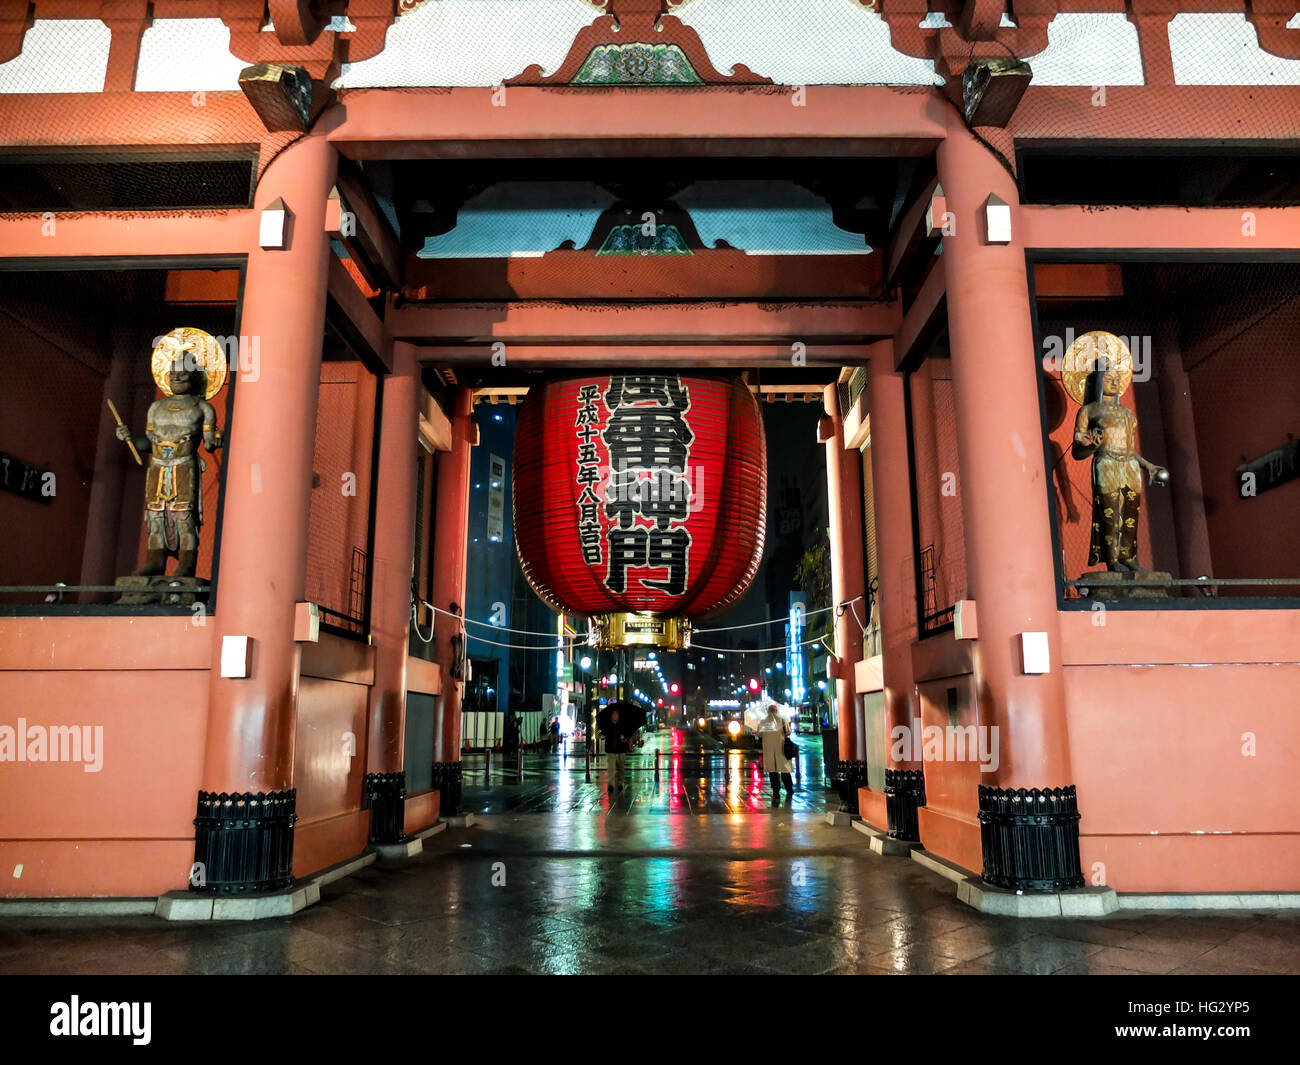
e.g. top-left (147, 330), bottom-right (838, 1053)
top-left (111, 326), bottom-right (227, 595)
top-left (1061, 330), bottom-right (1132, 405)
top-left (1066, 329), bottom-right (1169, 578)
top-left (151, 327), bottom-right (227, 400)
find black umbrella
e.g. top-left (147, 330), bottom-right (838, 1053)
top-left (596, 700), bottom-right (647, 734)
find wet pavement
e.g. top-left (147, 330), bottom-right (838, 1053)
top-left (3, 734), bottom-right (1299, 975)
top-left (461, 728), bottom-right (830, 814)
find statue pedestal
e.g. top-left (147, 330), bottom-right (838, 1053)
top-left (115, 575), bottom-right (206, 605)
top-left (1086, 571), bottom-right (1173, 601)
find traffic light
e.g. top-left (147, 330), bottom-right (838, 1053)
top-left (748, 678), bottom-right (760, 692)
top-left (669, 682), bottom-right (680, 695)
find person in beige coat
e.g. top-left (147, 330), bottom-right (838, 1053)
top-left (759, 704), bottom-right (795, 805)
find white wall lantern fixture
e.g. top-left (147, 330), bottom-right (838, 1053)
top-left (259, 196), bottom-right (291, 249)
top-left (984, 193), bottom-right (1012, 245)
top-left (220, 635), bottom-right (253, 678)
top-left (1019, 631), bottom-right (1050, 675)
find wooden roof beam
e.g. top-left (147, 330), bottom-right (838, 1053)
top-left (390, 300), bottom-right (899, 346)
top-left (416, 343), bottom-right (873, 369)
top-left (886, 176), bottom-right (943, 291)
top-left (327, 170), bottom-right (403, 291)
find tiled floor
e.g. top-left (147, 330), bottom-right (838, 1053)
top-left (3, 809), bottom-right (1298, 975)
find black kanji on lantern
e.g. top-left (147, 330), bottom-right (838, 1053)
top-left (597, 375), bottom-right (695, 596)
top-left (574, 384), bottom-right (605, 566)
top-left (606, 528), bottom-right (690, 596)
top-left (606, 470), bottom-right (690, 531)
top-left (643, 528), bottom-right (689, 594)
top-left (605, 407), bottom-right (693, 472)
top-left (605, 375), bottom-right (689, 412)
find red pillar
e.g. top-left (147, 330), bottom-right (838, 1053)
top-left (822, 383), bottom-right (866, 772)
top-left (431, 387), bottom-right (474, 809)
top-left (938, 118), bottom-right (1072, 786)
top-left (1154, 327), bottom-right (1214, 579)
top-left (936, 115), bottom-right (1078, 888)
top-left (79, 327), bottom-right (136, 597)
top-left (201, 134), bottom-right (336, 800)
top-left (362, 341), bottom-right (418, 838)
top-left (866, 342), bottom-right (924, 799)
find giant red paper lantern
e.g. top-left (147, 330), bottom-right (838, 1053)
top-left (513, 373), bottom-right (766, 648)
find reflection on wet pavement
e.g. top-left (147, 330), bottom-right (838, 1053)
top-left (4, 808), bottom-right (1299, 975)
top-left (462, 728), bottom-right (832, 814)
top-left (4, 731), bottom-right (1297, 975)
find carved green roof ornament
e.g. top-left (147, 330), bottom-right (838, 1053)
top-left (596, 223), bottom-right (693, 256)
top-left (572, 43), bottom-right (703, 85)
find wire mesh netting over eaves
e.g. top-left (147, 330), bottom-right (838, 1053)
top-left (968, 9), bottom-right (1300, 196)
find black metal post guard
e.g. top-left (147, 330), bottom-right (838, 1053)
top-left (884, 767), bottom-right (926, 842)
top-left (431, 761), bottom-right (463, 817)
top-left (191, 789), bottom-right (297, 894)
top-left (363, 771), bottom-right (406, 844)
top-left (836, 759), bottom-right (869, 813)
top-left (978, 784), bottom-right (1085, 893)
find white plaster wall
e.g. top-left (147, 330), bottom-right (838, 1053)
top-left (135, 19), bottom-right (247, 92)
top-left (677, 0), bottom-right (941, 86)
top-left (1025, 13), bottom-right (1144, 87)
top-left (1171, 13), bottom-right (1300, 85)
top-left (0, 20), bottom-right (110, 94)
top-left (335, 0), bottom-right (600, 88)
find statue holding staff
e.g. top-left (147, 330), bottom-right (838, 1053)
top-left (1064, 331), bottom-right (1168, 574)
top-left (114, 328), bottom-right (226, 579)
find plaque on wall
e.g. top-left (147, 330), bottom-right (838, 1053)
top-left (0, 450), bottom-right (53, 504)
top-left (1236, 438), bottom-right (1299, 499)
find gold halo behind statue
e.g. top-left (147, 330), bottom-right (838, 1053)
top-left (151, 328), bottom-right (227, 400)
top-left (1062, 331), bottom-right (1132, 405)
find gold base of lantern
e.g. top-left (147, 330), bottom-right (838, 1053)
top-left (590, 612), bottom-right (690, 650)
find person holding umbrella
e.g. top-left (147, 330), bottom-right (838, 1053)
top-left (596, 700), bottom-right (646, 794)
top-left (759, 703), bottom-right (795, 805)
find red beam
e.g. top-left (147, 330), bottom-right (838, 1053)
top-left (164, 268), bottom-right (242, 303)
top-left (388, 300), bottom-right (899, 345)
top-left (893, 257), bottom-right (945, 370)
top-left (328, 86), bottom-right (947, 159)
top-left (1011, 85), bottom-right (1300, 142)
top-left (0, 91), bottom-right (274, 156)
top-left (404, 251), bottom-right (882, 301)
top-left (327, 254), bottom-right (392, 372)
top-left (332, 170), bottom-right (403, 290)
top-left (1032, 262), bottom-right (1124, 299)
top-left (1021, 205), bottom-right (1300, 250)
top-left (416, 344), bottom-right (870, 369)
top-left (886, 175), bottom-right (940, 288)
top-left (0, 210), bottom-right (254, 258)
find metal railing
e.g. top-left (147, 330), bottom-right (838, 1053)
top-left (1067, 576), bottom-right (1300, 596)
